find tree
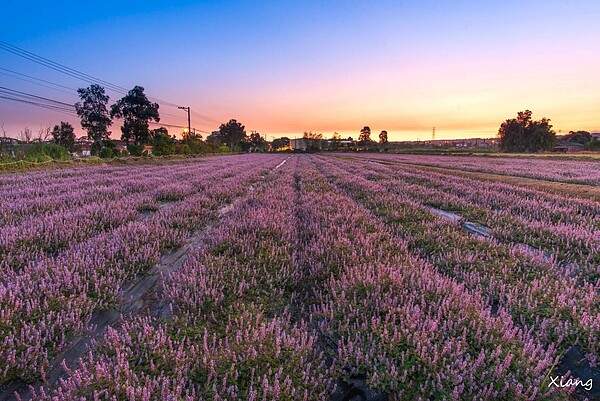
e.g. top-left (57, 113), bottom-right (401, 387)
top-left (379, 130), bottom-right (388, 144)
top-left (19, 127), bottom-right (32, 143)
top-left (51, 122), bottom-right (76, 150)
top-left (248, 131), bottom-right (267, 152)
top-left (110, 86), bottom-right (160, 146)
top-left (219, 119), bottom-right (246, 150)
top-left (564, 130), bottom-right (592, 144)
top-left (75, 84), bottom-right (112, 150)
top-left (151, 127), bottom-right (176, 156)
top-left (206, 131), bottom-right (223, 146)
top-left (498, 110), bottom-right (556, 153)
top-left (35, 126), bottom-right (51, 142)
top-left (331, 132), bottom-right (341, 140)
top-left (272, 137), bottom-right (290, 151)
top-left (303, 131), bottom-right (323, 140)
top-left (358, 126), bottom-right (371, 143)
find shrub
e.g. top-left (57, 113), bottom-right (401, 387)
top-left (99, 147), bottom-right (114, 159)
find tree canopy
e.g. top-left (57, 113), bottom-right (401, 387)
top-left (151, 127), bottom-right (176, 156)
top-left (564, 130), bottom-right (592, 144)
top-left (75, 84), bottom-right (112, 147)
top-left (358, 126), bottom-right (371, 143)
top-left (51, 122), bottom-right (76, 151)
top-left (110, 86), bottom-right (160, 146)
top-left (379, 130), bottom-right (388, 144)
top-left (272, 137), bottom-right (290, 150)
top-left (219, 119), bottom-right (247, 149)
top-left (498, 110), bottom-right (556, 153)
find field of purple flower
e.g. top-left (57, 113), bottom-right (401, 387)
top-left (0, 154), bottom-right (597, 400)
top-left (362, 153), bottom-right (600, 186)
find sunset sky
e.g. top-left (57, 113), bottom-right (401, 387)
top-left (1, 0), bottom-right (599, 141)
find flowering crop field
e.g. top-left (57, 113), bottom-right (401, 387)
top-left (360, 153), bottom-right (600, 186)
top-left (0, 154), bottom-right (598, 401)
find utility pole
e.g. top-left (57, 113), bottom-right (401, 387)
top-left (178, 106), bottom-right (191, 136)
top-left (432, 127), bottom-right (436, 142)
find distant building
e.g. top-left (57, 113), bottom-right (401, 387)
top-left (289, 138), bottom-right (308, 151)
top-left (0, 137), bottom-right (19, 145)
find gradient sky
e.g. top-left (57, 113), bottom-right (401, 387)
top-left (1, 0), bottom-right (599, 141)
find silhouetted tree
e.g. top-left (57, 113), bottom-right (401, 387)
top-left (35, 126), bottom-right (51, 142)
top-left (51, 122), bottom-right (76, 150)
top-left (248, 131), bottom-right (267, 151)
top-left (564, 130), bottom-right (592, 144)
top-left (75, 84), bottom-right (112, 150)
top-left (19, 127), bottom-right (32, 143)
top-left (272, 137), bottom-right (290, 151)
top-left (206, 131), bottom-right (223, 146)
top-left (331, 132), bottom-right (341, 140)
top-left (110, 86), bottom-right (160, 146)
top-left (303, 131), bottom-right (323, 140)
top-left (379, 130), bottom-right (388, 144)
top-left (219, 119), bottom-right (246, 149)
top-left (358, 126), bottom-right (371, 143)
top-left (498, 110), bottom-right (556, 152)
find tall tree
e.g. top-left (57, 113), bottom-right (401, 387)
top-left (331, 132), bottom-right (341, 140)
top-left (219, 119), bottom-right (247, 149)
top-left (379, 130), bottom-right (388, 144)
top-left (358, 126), bottom-right (371, 143)
top-left (75, 84), bottom-right (112, 149)
top-left (498, 110), bottom-right (556, 152)
top-left (110, 86), bottom-right (160, 146)
top-left (51, 122), bottom-right (76, 150)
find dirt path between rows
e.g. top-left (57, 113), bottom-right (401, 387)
top-left (332, 155), bottom-right (600, 202)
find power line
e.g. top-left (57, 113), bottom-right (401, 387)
top-left (0, 86), bottom-right (75, 108)
top-left (0, 95), bottom-right (78, 116)
top-left (0, 41), bottom-right (215, 116)
top-left (0, 67), bottom-right (77, 92)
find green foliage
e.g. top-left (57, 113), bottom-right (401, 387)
top-left (498, 110), bottom-right (556, 152)
top-left (42, 144), bottom-right (70, 160)
top-left (110, 86), bottom-right (160, 146)
top-left (586, 138), bottom-right (600, 151)
top-left (127, 144), bottom-right (144, 156)
top-left (176, 143), bottom-right (192, 154)
top-left (151, 127), bottom-right (176, 156)
top-left (99, 147), bottom-right (114, 159)
top-left (75, 84), bottom-right (112, 145)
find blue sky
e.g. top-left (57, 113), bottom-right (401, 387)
top-left (1, 0), bottom-right (599, 140)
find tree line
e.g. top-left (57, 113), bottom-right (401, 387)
top-left (47, 84), bottom-right (268, 157)
top-left (498, 110), bottom-right (599, 152)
